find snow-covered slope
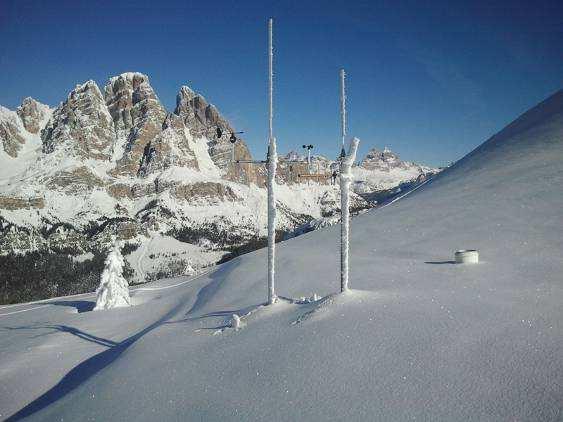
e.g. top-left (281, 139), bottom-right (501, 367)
top-left (1, 89), bottom-right (562, 420)
top-left (0, 86), bottom-right (563, 421)
top-left (2, 89), bottom-right (563, 420)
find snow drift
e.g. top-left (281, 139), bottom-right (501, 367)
top-left (1, 90), bottom-right (562, 420)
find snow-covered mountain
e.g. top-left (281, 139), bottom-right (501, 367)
top-left (1, 88), bottom-right (561, 421)
top-left (354, 146), bottom-right (438, 196)
top-left (0, 72), bottom-right (436, 302)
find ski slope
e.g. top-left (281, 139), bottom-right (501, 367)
top-left (1, 90), bottom-right (563, 421)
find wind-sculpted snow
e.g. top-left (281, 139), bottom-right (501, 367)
top-left (1, 90), bottom-right (562, 420)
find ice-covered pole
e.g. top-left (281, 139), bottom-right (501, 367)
top-left (268, 18), bottom-right (273, 141)
top-left (267, 17), bottom-right (278, 305)
top-left (340, 137), bottom-right (359, 292)
top-left (267, 138), bottom-right (277, 304)
top-left (339, 69), bottom-right (347, 157)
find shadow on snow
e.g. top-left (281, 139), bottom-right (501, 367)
top-left (5, 259), bottom-right (242, 421)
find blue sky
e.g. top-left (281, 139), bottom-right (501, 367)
top-left (1, 0), bottom-right (562, 166)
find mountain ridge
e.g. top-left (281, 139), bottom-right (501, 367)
top-left (0, 72), bottom-right (437, 303)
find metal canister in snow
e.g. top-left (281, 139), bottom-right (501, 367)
top-left (455, 249), bottom-right (479, 264)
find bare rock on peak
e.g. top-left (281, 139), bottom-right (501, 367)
top-left (137, 113), bottom-right (199, 177)
top-left (16, 97), bottom-right (51, 134)
top-left (360, 147), bottom-right (412, 172)
top-left (104, 72), bottom-right (159, 133)
top-left (174, 86), bottom-right (219, 137)
top-left (41, 80), bottom-right (115, 160)
top-left (106, 73), bottom-right (168, 176)
top-left (0, 106), bottom-right (27, 158)
top-left (174, 85), bottom-right (257, 184)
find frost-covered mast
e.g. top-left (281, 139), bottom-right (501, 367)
top-left (339, 69), bottom-right (347, 158)
top-left (267, 17), bottom-right (278, 305)
top-left (339, 69), bottom-right (359, 292)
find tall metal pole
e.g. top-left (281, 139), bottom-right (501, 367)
top-left (268, 19), bottom-right (274, 142)
top-left (340, 69), bottom-right (347, 158)
top-left (340, 137), bottom-right (359, 292)
top-left (267, 18), bottom-right (278, 305)
top-left (339, 70), bottom-right (359, 292)
top-left (340, 68), bottom-right (347, 291)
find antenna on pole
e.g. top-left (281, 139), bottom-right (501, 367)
top-left (267, 17), bottom-right (278, 305)
top-left (339, 68), bottom-right (347, 158)
top-left (268, 18), bottom-right (274, 141)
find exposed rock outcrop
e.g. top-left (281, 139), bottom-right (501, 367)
top-left (174, 86), bottom-right (238, 139)
top-left (0, 107), bottom-right (26, 158)
top-left (105, 73), bottom-right (169, 176)
top-left (174, 85), bottom-right (257, 184)
top-left (0, 196), bottom-right (44, 210)
top-left (361, 147), bottom-right (410, 171)
top-left (41, 80), bottom-right (115, 160)
top-left (16, 97), bottom-right (50, 134)
top-left (138, 113), bottom-right (199, 176)
top-left (172, 182), bottom-right (240, 204)
top-left (45, 166), bottom-right (107, 194)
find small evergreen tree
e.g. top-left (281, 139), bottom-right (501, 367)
top-left (94, 242), bottom-right (131, 310)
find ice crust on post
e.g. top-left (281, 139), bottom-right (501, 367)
top-left (94, 243), bottom-right (131, 310)
top-left (340, 137), bottom-right (360, 292)
top-left (266, 18), bottom-right (278, 305)
top-left (267, 137), bottom-right (278, 304)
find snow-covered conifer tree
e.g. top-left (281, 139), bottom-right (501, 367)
top-left (94, 242), bottom-right (131, 310)
top-left (231, 314), bottom-right (241, 330)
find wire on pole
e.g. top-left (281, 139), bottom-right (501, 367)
top-left (340, 69), bottom-right (347, 158)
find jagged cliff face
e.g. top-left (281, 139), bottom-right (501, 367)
top-left (353, 147), bottom-right (439, 196)
top-left (0, 72), bottom-right (436, 302)
top-left (137, 113), bottom-right (199, 177)
top-left (42, 81), bottom-right (114, 160)
top-left (360, 147), bottom-right (422, 172)
top-left (104, 73), bottom-right (172, 176)
top-left (174, 85), bottom-right (257, 184)
top-left (17, 97), bottom-right (50, 134)
top-left (0, 107), bottom-right (27, 158)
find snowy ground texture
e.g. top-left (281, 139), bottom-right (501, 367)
top-left (1, 90), bottom-right (562, 420)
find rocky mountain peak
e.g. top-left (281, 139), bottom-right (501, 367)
top-left (177, 85), bottom-right (195, 99)
top-left (107, 73), bottom-right (169, 176)
top-left (174, 85), bottom-right (257, 184)
top-left (285, 150), bottom-right (303, 161)
top-left (41, 80), bottom-right (114, 160)
top-left (174, 85), bottom-right (227, 137)
top-left (137, 112), bottom-right (199, 177)
top-left (360, 147), bottom-right (406, 171)
top-left (16, 97), bottom-right (50, 134)
top-left (0, 106), bottom-right (26, 158)
top-left (104, 72), bottom-right (161, 133)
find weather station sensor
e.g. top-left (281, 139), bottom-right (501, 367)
top-left (454, 249), bottom-right (479, 264)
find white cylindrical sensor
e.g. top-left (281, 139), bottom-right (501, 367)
top-left (455, 249), bottom-right (479, 264)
